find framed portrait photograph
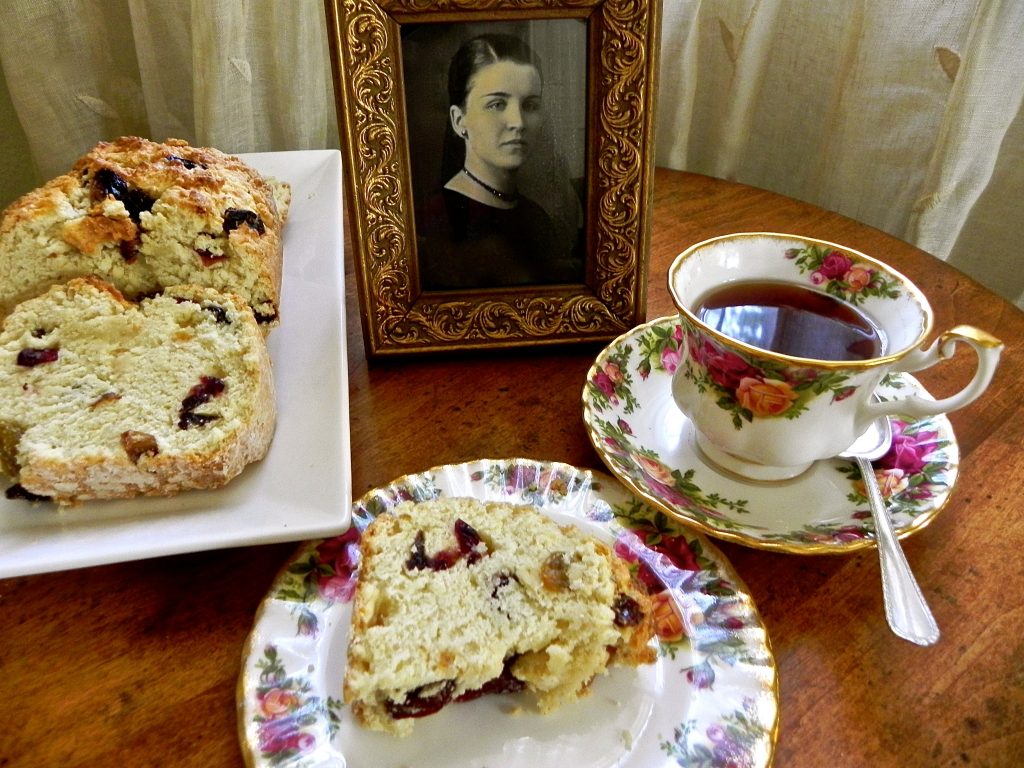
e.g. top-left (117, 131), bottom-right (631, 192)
top-left (325, 0), bottom-right (661, 356)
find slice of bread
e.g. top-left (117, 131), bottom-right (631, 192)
top-left (0, 136), bottom-right (289, 328)
top-left (0, 276), bottom-right (275, 505)
top-left (343, 497), bottom-right (656, 737)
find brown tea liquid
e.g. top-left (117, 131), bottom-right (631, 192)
top-left (696, 281), bottom-right (883, 361)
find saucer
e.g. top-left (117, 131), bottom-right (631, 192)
top-left (582, 316), bottom-right (960, 554)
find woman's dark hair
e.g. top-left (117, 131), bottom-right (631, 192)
top-left (439, 33), bottom-right (542, 181)
top-left (447, 33), bottom-right (541, 109)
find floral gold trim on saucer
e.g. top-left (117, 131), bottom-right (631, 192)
top-left (237, 458), bottom-right (778, 768)
top-left (583, 316), bottom-right (960, 554)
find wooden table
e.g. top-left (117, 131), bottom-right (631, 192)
top-left (2, 169), bottom-right (1022, 767)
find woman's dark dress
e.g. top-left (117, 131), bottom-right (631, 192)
top-left (417, 188), bottom-right (581, 291)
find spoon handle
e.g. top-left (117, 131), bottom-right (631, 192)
top-left (858, 457), bottom-right (941, 646)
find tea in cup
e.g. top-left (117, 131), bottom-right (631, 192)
top-left (667, 232), bottom-right (1003, 481)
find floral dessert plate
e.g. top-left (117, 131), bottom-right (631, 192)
top-left (583, 316), bottom-right (960, 554)
top-left (238, 458), bottom-right (778, 768)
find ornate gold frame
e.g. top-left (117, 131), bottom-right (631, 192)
top-left (325, 0), bottom-right (660, 356)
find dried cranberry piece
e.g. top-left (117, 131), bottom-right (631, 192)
top-left (454, 518), bottom-right (485, 564)
top-left (5, 484), bottom-right (50, 502)
top-left (92, 168), bottom-right (154, 222)
top-left (612, 594), bottom-right (644, 627)
top-left (223, 208), bottom-right (265, 235)
top-left (430, 548), bottom-right (462, 570)
top-left (179, 412), bottom-right (219, 429)
top-left (178, 375), bottom-right (225, 429)
top-left (17, 347), bottom-right (59, 367)
top-left (405, 530), bottom-right (431, 570)
top-left (196, 248), bottom-right (227, 267)
top-left (92, 168), bottom-right (128, 201)
top-left (121, 189), bottom-right (155, 222)
top-left (202, 304), bottom-right (231, 324)
top-left (254, 309), bottom-right (278, 325)
top-left (385, 680), bottom-right (456, 719)
top-left (456, 656), bottom-right (525, 702)
top-left (182, 376), bottom-right (225, 408)
top-left (166, 154), bottom-right (206, 170)
top-left (405, 534), bottom-right (458, 571)
top-left (119, 239), bottom-right (140, 263)
top-left (406, 519), bottom-right (491, 572)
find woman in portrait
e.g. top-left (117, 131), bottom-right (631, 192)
top-left (417, 33), bottom-right (582, 291)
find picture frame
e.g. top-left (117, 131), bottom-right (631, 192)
top-left (325, 0), bottom-right (661, 357)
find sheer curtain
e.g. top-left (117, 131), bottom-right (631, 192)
top-left (1, 0), bottom-right (1021, 309)
top-left (0, 0), bottom-right (337, 183)
top-left (656, 0), bottom-right (1024, 310)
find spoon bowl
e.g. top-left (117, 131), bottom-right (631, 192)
top-left (842, 417), bottom-right (892, 461)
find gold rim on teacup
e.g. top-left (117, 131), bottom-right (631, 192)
top-left (667, 232), bottom-right (934, 370)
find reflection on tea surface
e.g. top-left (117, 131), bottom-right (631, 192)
top-left (696, 281), bottom-right (882, 361)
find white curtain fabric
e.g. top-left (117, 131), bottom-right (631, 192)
top-left (0, 0), bottom-right (337, 183)
top-left (1, 0), bottom-right (1021, 309)
top-left (656, 0), bottom-right (1024, 310)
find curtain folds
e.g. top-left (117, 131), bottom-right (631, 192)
top-left (0, 0), bottom-right (1021, 308)
top-left (0, 0), bottom-right (337, 185)
top-left (656, 0), bottom-right (1024, 309)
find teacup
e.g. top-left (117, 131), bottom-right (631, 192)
top-left (667, 232), bottom-right (1003, 481)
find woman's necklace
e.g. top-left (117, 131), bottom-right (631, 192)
top-left (462, 167), bottom-right (517, 202)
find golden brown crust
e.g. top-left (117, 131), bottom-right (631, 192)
top-left (0, 136), bottom-right (289, 327)
top-left (60, 214), bottom-right (138, 254)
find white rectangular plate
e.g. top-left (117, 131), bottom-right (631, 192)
top-left (0, 150), bottom-right (351, 578)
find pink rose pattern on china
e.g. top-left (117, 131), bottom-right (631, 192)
top-left (787, 416), bottom-right (951, 545)
top-left (846, 417), bottom-right (948, 515)
top-left (663, 702), bottom-right (768, 767)
top-left (589, 328), bottom-right (761, 531)
top-left (608, 501), bottom-right (767, 764)
top-left (588, 346), bottom-right (641, 414)
top-left (312, 527), bottom-right (361, 603)
top-left (593, 411), bottom-right (753, 528)
top-left (253, 527), bottom-right (366, 763)
top-left (786, 243), bottom-right (902, 304)
top-left (881, 420), bottom-right (941, 477)
top-left (672, 243), bottom-right (903, 429)
top-left (679, 320), bottom-right (856, 428)
top-left (253, 645), bottom-right (341, 764)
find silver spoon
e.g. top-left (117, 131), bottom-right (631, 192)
top-left (841, 418), bottom-right (940, 646)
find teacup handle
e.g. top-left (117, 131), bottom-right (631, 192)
top-left (865, 325), bottom-right (1003, 420)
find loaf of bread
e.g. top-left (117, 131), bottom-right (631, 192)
top-left (343, 497), bottom-right (656, 737)
top-left (0, 136), bottom-right (290, 328)
top-left (0, 276), bottom-right (275, 505)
